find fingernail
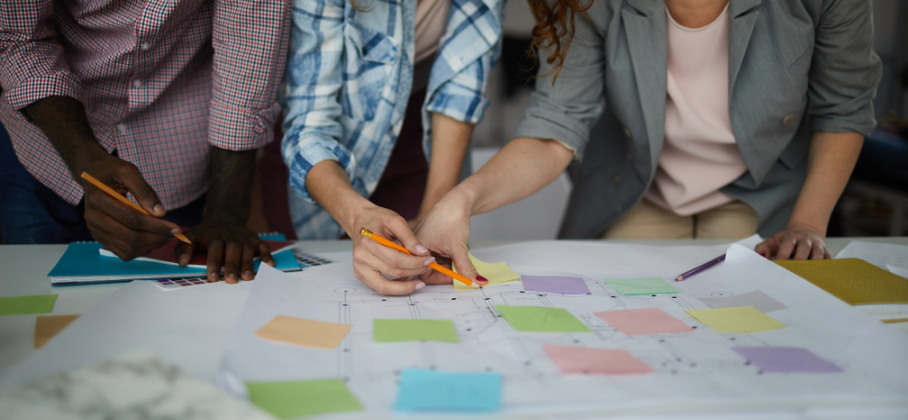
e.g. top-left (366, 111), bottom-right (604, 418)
top-left (424, 257), bottom-right (436, 266)
top-left (228, 273), bottom-right (237, 282)
top-left (416, 244), bottom-right (428, 254)
top-left (408, 275), bottom-right (417, 281)
top-left (415, 282), bottom-right (425, 290)
top-left (208, 273), bottom-right (217, 282)
top-left (477, 275), bottom-right (488, 283)
top-left (171, 227), bottom-right (182, 235)
top-left (760, 253), bottom-right (767, 258)
top-left (154, 204), bottom-right (165, 215)
top-left (244, 270), bottom-right (253, 279)
top-left (179, 255), bottom-right (190, 266)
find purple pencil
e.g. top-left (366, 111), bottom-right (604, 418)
top-left (675, 254), bottom-right (726, 281)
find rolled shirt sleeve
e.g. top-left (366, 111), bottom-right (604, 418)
top-left (513, 6), bottom-right (606, 163)
top-left (0, 0), bottom-right (85, 114)
top-left (280, 0), bottom-right (357, 202)
top-left (807, 0), bottom-right (882, 137)
top-left (208, 0), bottom-right (292, 151)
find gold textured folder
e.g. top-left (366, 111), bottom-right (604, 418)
top-left (775, 258), bottom-right (908, 306)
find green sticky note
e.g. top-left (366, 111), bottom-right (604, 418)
top-left (246, 379), bottom-right (363, 419)
top-left (686, 306), bottom-right (787, 333)
top-left (604, 278), bottom-right (681, 296)
top-left (0, 294), bottom-right (57, 317)
top-left (373, 319), bottom-right (459, 343)
top-left (496, 305), bottom-right (591, 332)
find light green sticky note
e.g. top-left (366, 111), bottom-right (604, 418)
top-left (373, 319), bottom-right (459, 343)
top-left (496, 305), bottom-right (591, 332)
top-left (604, 278), bottom-right (681, 296)
top-left (0, 294), bottom-right (57, 317)
top-left (246, 379), bottom-right (363, 419)
top-left (686, 306), bottom-right (787, 333)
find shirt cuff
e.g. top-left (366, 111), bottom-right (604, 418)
top-left (287, 136), bottom-right (357, 202)
top-left (425, 91), bottom-right (490, 125)
top-left (5, 72), bottom-right (84, 116)
top-left (515, 114), bottom-right (585, 162)
top-left (811, 114), bottom-right (876, 138)
top-left (208, 100), bottom-right (282, 150)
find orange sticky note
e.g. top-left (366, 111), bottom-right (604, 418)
top-left (34, 314), bottom-right (80, 348)
top-left (255, 315), bottom-right (353, 349)
top-left (544, 344), bottom-right (653, 374)
top-left (594, 308), bottom-right (695, 336)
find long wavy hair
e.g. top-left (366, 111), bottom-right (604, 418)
top-left (528, 0), bottom-right (593, 84)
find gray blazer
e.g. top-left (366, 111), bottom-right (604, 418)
top-left (515, 0), bottom-right (881, 238)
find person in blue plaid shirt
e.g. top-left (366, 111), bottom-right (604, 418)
top-left (281, 0), bottom-right (505, 294)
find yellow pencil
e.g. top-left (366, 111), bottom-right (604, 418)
top-left (360, 228), bottom-right (473, 286)
top-left (80, 172), bottom-right (192, 244)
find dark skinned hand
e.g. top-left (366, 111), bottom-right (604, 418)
top-left (174, 221), bottom-right (274, 284)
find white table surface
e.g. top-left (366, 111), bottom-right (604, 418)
top-left (1, 237), bottom-right (907, 374)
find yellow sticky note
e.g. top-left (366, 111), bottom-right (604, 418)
top-left (453, 253), bottom-right (520, 290)
top-left (255, 315), bottom-right (353, 349)
top-left (686, 306), bottom-right (787, 333)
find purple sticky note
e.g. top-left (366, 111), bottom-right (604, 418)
top-left (522, 276), bottom-right (590, 295)
top-left (732, 347), bottom-right (843, 373)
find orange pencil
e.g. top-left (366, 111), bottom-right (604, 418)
top-left (360, 228), bottom-right (474, 286)
top-left (81, 172), bottom-right (192, 244)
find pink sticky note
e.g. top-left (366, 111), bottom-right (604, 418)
top-left (595, 308), bottom-right (695, 336)
top-left (544, 344), bottom-right (653, 374)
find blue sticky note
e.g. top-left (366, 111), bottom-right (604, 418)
top-left (394, 369), bottom-right (501, 412)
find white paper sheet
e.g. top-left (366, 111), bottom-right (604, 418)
top-left (835, 241), bottom-right (908, 270)
top-left (221, 240), bottom-right (908, 418)
top-left (0, 280), bottom-right (253, 390)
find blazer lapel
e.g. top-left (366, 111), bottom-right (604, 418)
top-left (622, 0), bottom-right (667, 172)
top-left (728, 0), bottom-right (762, 94)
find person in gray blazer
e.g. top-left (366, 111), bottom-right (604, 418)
top-left (412, 0), bottom-right (881, 287)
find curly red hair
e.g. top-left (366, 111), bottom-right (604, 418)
top-left (528, 0), bottom-right (593, 84)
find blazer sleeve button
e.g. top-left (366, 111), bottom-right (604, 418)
top-left (782, 113), bottom-right (796, 126)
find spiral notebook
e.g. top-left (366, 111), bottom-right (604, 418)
top-left (49, 233), bottom-right (301, 284)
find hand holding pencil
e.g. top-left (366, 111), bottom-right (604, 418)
top-left (78, 164), bottom-right (187, 261)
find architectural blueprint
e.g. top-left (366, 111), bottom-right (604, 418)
top-left (220, 241), bottom-right (908, 417)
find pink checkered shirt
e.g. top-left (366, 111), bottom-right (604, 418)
top-left (0, 0), bottom-right (291, 208)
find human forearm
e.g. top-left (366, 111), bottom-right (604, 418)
top-left (453, 137), bottom-right (574, 216)
top-left (24, 96), bottom-right (108, 176)
top-left (787, 131), bottom-right (864, 236)
top-left (416, 113), bottom-right (474, 220)
top-left (204, 147), bottom-right (258, 224)
top-left (306, 159), bottom-right (374, 236)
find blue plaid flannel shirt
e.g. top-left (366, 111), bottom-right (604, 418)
top-left (281, 0), bottom-right (505, 239)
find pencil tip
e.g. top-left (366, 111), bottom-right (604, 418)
top-left (675, 276), bottom-right (683, 281)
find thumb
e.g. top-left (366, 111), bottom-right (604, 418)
top-left (118, 164), bottom-right (166, 217)
top-left (451, 248), bottom-right (480, 283)
top-left (387, 216), bottom-right (430, 256)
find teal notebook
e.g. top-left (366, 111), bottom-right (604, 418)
top-left (49, 233), bottom-right (299, 284)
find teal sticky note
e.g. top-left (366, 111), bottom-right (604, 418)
top-left (0, 294), bottom-right (57, 317)
top-left (604, 278), bottom-right (681, 296)
top-left (394, 369), bottom-right (501, 412)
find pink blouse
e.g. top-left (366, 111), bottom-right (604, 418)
top-left (644, 5), bottom-right (749, 216)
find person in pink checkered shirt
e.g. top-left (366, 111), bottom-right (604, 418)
top-left (0, 0), bottom-right (291, 283)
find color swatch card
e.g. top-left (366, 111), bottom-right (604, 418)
top-left (373, 319), bottom-right (459, 343)
top-left (294, 252), bottom-right (334, 268)
top-left (394, 369), bottom-right (501, 412)
top-left (0, 294), bottom-right (57, 317)
top-left (34, 314), bottom-right (80, 349)
top-left (453, 253), bottom-right (520, 290)
top-left (150, 277), bottom-right (212, 291)
top-left (255, 315), bottom-right (352, 349)
top-left (604, 277), bottom-right (681, 296)
top-left (522, 275), bottom-right (591, 295)
top-left (595, 308), bottom-right (694, 336)
top-left (686, 306), bottom-right (787, 333)
top-left (544, 344), bottom-right (653, 374)
top-left (496, 305), bottom-right (590, 332)
top-left (246, 379), bottom-right (362, 419)
top-left (697, 290), bottom-right (788, 313)
top-left (732, 347), bottom-right (843, 373)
